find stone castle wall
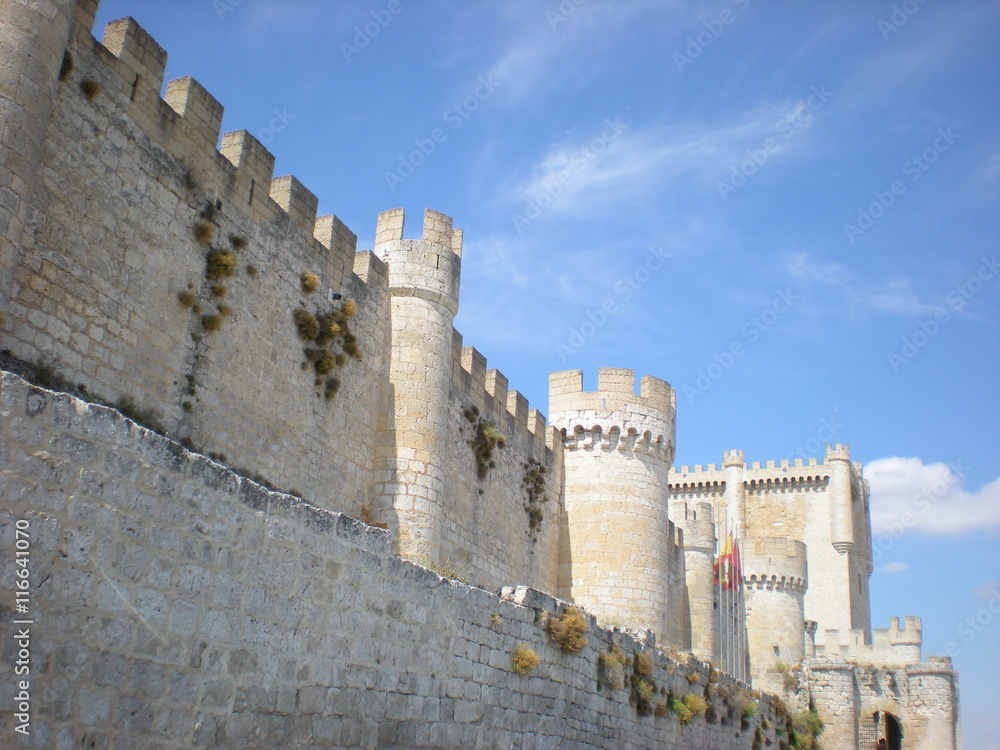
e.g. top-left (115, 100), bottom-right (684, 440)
top-left (0, 370), bottom-right (778, 749)
top-left (0, 5), bottom-right (559, 595)
top-left (0, 2), bottom-right (962, 747)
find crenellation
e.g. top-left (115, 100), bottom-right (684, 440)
top-left (351, 249), bottom-right (386, 284)
top-left (75, 0), bottom-right (102, 38)
top-left (461, 345), bottom-right (488, 401)
top-left (375, 206), bottom-right (405, 245)
top-left (313, 213), bottom-right (358, 285)
top-left (164, 76), bottom-right (224, 151)
top-left (219, 129), bottom-right (276, 214)
top-left (485, 368), bottom-right (508, 416)
top-left (640, 372), bottom-right (676, 413)
top-left (421, 207), bottom-right (456, 254)
top-left (527, 407), bottom-right (547, 445)
top-left (268, 174), bottom-right (318, 236)
top-left (506, 389), bottom-right (529, 426)
top-left (815, 615), bottom-right (922, 667)
top-left (596, 366), bottom-right (634, 396)
top-left (100, 17), bottom-right (167, 96)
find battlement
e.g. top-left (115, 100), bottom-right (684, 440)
top-left (670, 453), bottom-right (834, 488)
top-left (826, 443), bottom-right (851, 461)
top-left (549, 368), bottom-right (676, 415)
top-left (79, 16), bottom-right (368, 293)
top-left (742, 537), bottom-right (808, 593)
top-left (549, 369), bottom-right (676, 464)
top-left (450, 333), bottom-right (557, 458)
top-left (723, 449), bottom-right (745, 467)
top-left (880, 615), bottom-right (923, 646)
top-left (669, 499), bottom-right (716, 549)
top-left (815, 616), bottom-right (922, 666)
top-left (375, 208), bottom-right (463, 317)
top-left (548, 370), bottom-right (675, 466)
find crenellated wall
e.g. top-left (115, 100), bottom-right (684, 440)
top-left (0, 370), bottom-right (779, 750)
top-left (0, 8), bottom-right (561, 597)
top-left (815, 615), bottom-right (923, 667)
top-left (1, 10), bottom-right (393, 522)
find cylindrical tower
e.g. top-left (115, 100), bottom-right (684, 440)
top-left (374, 208), bottom-right (462, 564)
top-left (0, 0), bottom-right (93, 306)
top-left (549, 367), bottom-right (676, 636)
top-left (722, 449), bottom-right (746, 535)
top-left (905, 661), bottom-right (960, 750)
top-left (827, 443), bottom-right (855, 555)
top-left (742, 537), bottom-right (808, 692)
top-left (671, 499), bottom-right (718, 661)
top-left (801, 658), bottom-right (859, 749)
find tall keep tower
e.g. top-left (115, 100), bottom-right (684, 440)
top-left (374, 208), bottom-right (462, 564)
top-left (549, 368), bottom-right (677, 637)
top-left (806, 444), bottom-right (872, 636)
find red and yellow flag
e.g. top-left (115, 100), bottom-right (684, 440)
top-left (714, 533), bottom-right (743, 590)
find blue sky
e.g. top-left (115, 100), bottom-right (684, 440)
top-left (93, 1), bottom-right (999, 745)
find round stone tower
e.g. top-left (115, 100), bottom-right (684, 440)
top-left (549, 368), bottom-right (676, 636)
top-left (742, 537), bottom-right (808, 692)
top-left (722, 449), bottom-right (747, 534)
top-left (0, 0), bottom-right (93, 306)
top-left (827, 443), bottom-right (856, 556)
top-left (374, 208), bottom-right (462, 564)
top-left (670, 498), bottom-right (718, 661)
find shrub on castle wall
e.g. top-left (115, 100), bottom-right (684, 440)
top-left (547, 605), bottom-right (589, 652)
top-left (292, 294), bottom-right (360, 401)
top-left (522, 459), bottom-right (548, 537)
top-left (464, 405), bottom-right (507, 482)
top-left (512, 644), bottom-right (541, 675)
top-left (598, 643), bottom-right (628, 690)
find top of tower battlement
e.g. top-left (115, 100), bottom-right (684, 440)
top-left (372, 208), bottom-right (463, 316)
top-left (373, 207), bottom-right (463, 257)
top-left (548, 368), bottom-right (675, 417)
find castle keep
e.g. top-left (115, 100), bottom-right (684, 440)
top-left (0, 2), bottom-right (959, 748)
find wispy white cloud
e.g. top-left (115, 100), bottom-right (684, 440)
top-left (504, 100), bottom-right (827, 221)
top-left (785, 252), bottom-right (943, 318)
top-left (867, 456), bottom-right (1000, 536)
top-left (484, 1), bottom-right (685, 102)
top-left (815, 3), bottom-right (1000, 135)
top-left (879, 561), bottom-right (910, 574)
top-left (242, 0), bottom-right (341, 34)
